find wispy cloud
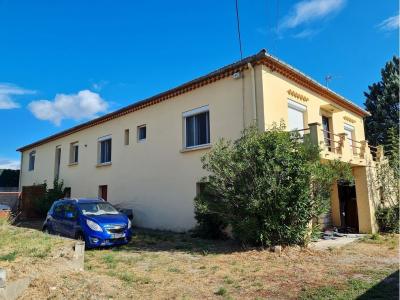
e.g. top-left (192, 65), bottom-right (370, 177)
top-left (292, 28), bottom-right (321, 39)
top-left (280, 0), bottom-right (345, 30)
top-left (0, 158), bottom-right (20, 170)
top-left (28, 90), bottom-right (109, 126)
top-left (90, 80), bottom-right (109, 92)
top-left (0, 83), bottom-right (35, 109)
top-left (377, 14), bottom-right (399, 32)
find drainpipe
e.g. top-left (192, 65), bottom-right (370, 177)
top-left (247, 63), bottom-right (257, 127)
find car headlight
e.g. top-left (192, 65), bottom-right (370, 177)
top-left (86, 219), bottom-right (103, 232)
top-left (127, 219), bottom-right (132, 229)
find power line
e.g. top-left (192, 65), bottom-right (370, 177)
top-left (235, 0), bottom-right (243, 60)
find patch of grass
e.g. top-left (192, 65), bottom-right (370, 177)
top-left (223, 276), bottom-right (234, 284)
top-left (30, 246), bottom-right (51, 259)
top-left (0, 251), bottom-right (17, 262)
top-left (215, 287), bottom-right (227, 296)
top-left (102, 254), bottom-right (117, 269)
top-left (300, 271), bottom-right (399, 300)
top-left (360, 233), bottom-right (398, 246)
top-left (118, 272), bottom-right (134, 283)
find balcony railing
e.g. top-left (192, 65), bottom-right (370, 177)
top-left (291, 122), bottom-right (385, 165)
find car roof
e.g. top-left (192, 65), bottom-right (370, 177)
top-left (56, 198), bottom-right (105, 204)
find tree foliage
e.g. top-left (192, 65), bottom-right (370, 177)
top-left (0, 169), bottom-right (20, 187)
top-left (364, 56), bottom-right (399, 148)
top-left (375, 128), bottom-right (399, 233)
top-left (194, 125), bottom-right (352, 246)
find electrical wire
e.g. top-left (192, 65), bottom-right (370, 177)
top-left (235, 0), bottom-right (243, 60)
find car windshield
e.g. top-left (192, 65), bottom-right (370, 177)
top-left (78, 202), bottom-right (119, 216)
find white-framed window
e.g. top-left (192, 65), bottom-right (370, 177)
top-left (98, 135), bottom-right (112, 164)
top-left (344, 124), bottom-right (356, 153)
top-left (70, 142), bottom-right (79, 164)
top-left (183, 105), bottom-right (210, 148)
top-left (287, 99), bottom-right (307, 132)
top-left (28, 150), bottom-right (36, 171)
top-left (137, 125), bottom-right (146, 142)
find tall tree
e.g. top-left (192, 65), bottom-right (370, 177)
top-left (364, 56), bottom-right (399, 147)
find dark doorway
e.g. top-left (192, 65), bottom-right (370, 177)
top-left (338, 181), bottom-right (359, 232)
top-left (99, 185), bottom-right (108, 201)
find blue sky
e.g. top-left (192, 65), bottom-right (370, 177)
top-left (0, 0), bottom-right (398, 169)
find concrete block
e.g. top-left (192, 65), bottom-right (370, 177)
top-left (0, 269), bottom-right (30, 300)
top-left (0, 269), bottom-right (5, 288)
top-left (71, 241), bottom-right (85, 271)
top-left (272, 245), bottom-right (282, 254)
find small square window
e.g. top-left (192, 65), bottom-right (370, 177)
top-left (137, 125), bottom-right (146, 142)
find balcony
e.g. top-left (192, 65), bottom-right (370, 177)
top-left (293, 123), bottom-right (384, 166)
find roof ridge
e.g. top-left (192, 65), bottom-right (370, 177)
top-left (17, 49), bottom-right (367, 152)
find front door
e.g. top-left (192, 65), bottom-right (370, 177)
top-left (99, 185), bottom-right (108, 201)
top-left (338, 182), bottom-right (359, 232)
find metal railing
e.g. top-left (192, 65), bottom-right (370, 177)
top-left (290, 124), bottom-right (385, 163)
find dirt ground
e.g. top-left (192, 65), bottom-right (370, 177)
top-left (1, 223), bottom-right (398, 300)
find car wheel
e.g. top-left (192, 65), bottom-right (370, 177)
top-left (43, 226), bottom-right (50, 234)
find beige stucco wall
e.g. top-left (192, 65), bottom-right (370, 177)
top-left (20, 63), bottom-right (374, 232)
top-left (20, 67), bottom-right (263, 231)
top-left (261, 65), bottom-right (365, 140)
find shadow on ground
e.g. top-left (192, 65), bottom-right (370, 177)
top-left (357, 270), bottom-right (399, 300)
top-left (91, 227), bottom-right (245, 255)
top-left (13, 219), bottom-right (244, 254)
top-left (14, 218), bottom-right (44, 230)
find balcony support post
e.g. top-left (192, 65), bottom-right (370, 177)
top-left (337, 133), bottom-right (347, 156)
top-left (308, 122), bottom-right (321, 148)
top-left (359, 140), bottom-right (367, 159)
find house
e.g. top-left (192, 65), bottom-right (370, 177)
top-left (17, 50), bottom-right (384, 233)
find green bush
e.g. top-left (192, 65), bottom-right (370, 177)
top-left (376, 206), bottom-right (399, 233)
top-left (33, 178), bottom-right (66, 216)
top-left (194, 125), bottom-right (352, 246)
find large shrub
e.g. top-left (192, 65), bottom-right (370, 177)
top-left (33, 178), bottom-right (66, 216)
top-left (376, 206), bottom-right (399, 233)
top-left (194, 125), bottom-right (352, 246)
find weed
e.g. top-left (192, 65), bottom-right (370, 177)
top-left (0, 251), bottom-right (17, 261)
top-left (223, 276), bottom-right (234, 284)
top-left (118, 272), bottom-right (134, 283)
top-left (102, 254), bottom-right (117, 269)
top-left (371, 233), bottom-right (381, 241)
top-left (215, 287), bottom-right (227, 296)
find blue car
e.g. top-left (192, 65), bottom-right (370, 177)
top-left (42, 198), bottom-right (132, 248)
